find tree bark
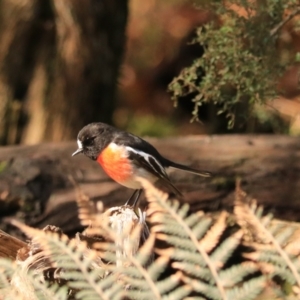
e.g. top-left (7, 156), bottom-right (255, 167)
top-left (0, 0), bottom-right (128, 145)
top-left (0, 135), bottom-right (299, 237)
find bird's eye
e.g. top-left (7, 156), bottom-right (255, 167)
top-left (84, 136), bottom-right (96, 146)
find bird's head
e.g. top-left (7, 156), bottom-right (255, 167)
top-left (72, 123), bottom-right (113, 160)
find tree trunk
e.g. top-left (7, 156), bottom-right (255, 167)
top-left (0, 0), bottom-right (128, 145)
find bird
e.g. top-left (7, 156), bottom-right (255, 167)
top-left (72, 122), bottom-right (211, 207)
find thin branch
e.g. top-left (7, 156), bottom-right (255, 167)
top-left (270, 6), bottom-right (300, 37)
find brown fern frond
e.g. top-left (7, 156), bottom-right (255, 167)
top-left (234, 181), bottom-right (300, 290)
top-left (200, 211), bottom-right (229, 253)
top-left (69, 175), bottom-right (100, 228)
top-left (234, 180), bottom-right (269, 243)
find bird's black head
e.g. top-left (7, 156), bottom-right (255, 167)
top-left (72, 123), bottom-right (115, 160)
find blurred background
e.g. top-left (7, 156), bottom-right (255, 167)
top-left (0, 0), bottom-right (300, 145)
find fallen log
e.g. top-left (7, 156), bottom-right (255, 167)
top-left (0, 135), bottom-right (299, 237)
top-left (0, 229), bottom-right (26, 259)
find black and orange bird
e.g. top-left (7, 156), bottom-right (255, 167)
top-left (72, 123), bottom-right (211, 207)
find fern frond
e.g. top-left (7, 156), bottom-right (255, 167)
top-left (181, 274), bottom-right (221, 300)
top-left (0, 257), bottom-right (68, 300)
top-left (161, 282), bottom-right (192, 300)
top-left (155, 272), bottom-right (183, 295)
top-left (134, 233), bottom-right (156, 268)
top-left (120, 251), bottom-right (163, 299)
top-left (274, 226), bottom-right (297, 246)
top-left (157, 248), bottom-right (206, 267)
top-left (200, 212), bottom-right (228, 253)
top-left (225, 277), bottom-right (266, 300)
top-left (210, 230), bottom-right (243, 269)
top-left (219, 262), bottom-right (259, 287)
top-left (191, 217), bottom-right (215, 240)
top-left (70, 175), bottom-right (102, 228)
top-left (184, 211), bottom-right (205, 227)
top-left (147, 256), bottom-right (170, 280)
top-left (155, 233), bottom-right (200, 251)
top-left (244, 251), bottom-right (299, 270)
top-left (12, 220), bottom-right (114, 300)
top-left (3, 177), bottom-right (300, 299)
top-left (172, 261), bottom-right (212, 281)
top-left (17, 270), bottom-right (68, 300)
top-left (125, 270), bottom-right (188, 300)
top-left (234, 184), bottom-right (300, 289)
top-left (0, 258), bottom-right (15, 289)
top-left (0, 258), bottom-right (20, 299)
top-left (260, 262), bottom-right (296, 285)
top-left (184, 297), bottom-right (206, 300)
top-left (140, 178), bottom-right (228, 300)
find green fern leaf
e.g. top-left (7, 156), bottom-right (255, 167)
top-left (161, 284), bottom-right (192, 300)
top-left (184, 212), bottom-right (206, 228)
top-left (147, 256), bottom-right (170, 281)
top-left (269, 265), bottom-right (297, 285)
top-left (159, 248), bottom-right (206, 267)
top-left (190, 217), bottom-right (214, 240)
top-left (210, 231), bottom-right (243, 269)
top-left (182, 275), bottom-right (221, 300)
top-left (226, 277), bottom-right (266, 300)
top-left (172, 261), bottom-right (212, 281)
top-left (219, 262), bottom-right (259, 287)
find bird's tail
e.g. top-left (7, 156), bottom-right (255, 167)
top-left (165, 159), bottom-right (211, 177)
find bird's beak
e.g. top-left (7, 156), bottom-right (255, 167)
top-left (72, 148), bottom-right (83, 157)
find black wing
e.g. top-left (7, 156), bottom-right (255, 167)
top-left (126, 147), bottom-right (183, 197)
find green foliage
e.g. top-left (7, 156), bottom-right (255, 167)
top-left (124, 115), bottom-right (176, 138)
top-left (1, 180), bottom-right (300, 299)
top-left (169, 0), bottom-right (300, 128)
top-left (0, 161), bottom-right (8, 173)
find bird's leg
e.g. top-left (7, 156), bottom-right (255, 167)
top-left (132, 189), bottom-right (143, 209)
top-left (125, 189), bottom-right (139, 206)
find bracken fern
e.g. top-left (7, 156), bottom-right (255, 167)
top-left (0, 179), bottom-right (299, 299)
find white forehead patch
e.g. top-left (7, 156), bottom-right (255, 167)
top-left (77, 139), bottom-right (83, 149)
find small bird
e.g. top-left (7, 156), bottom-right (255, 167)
top-left (72, 123), bottom-right (211, 207)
